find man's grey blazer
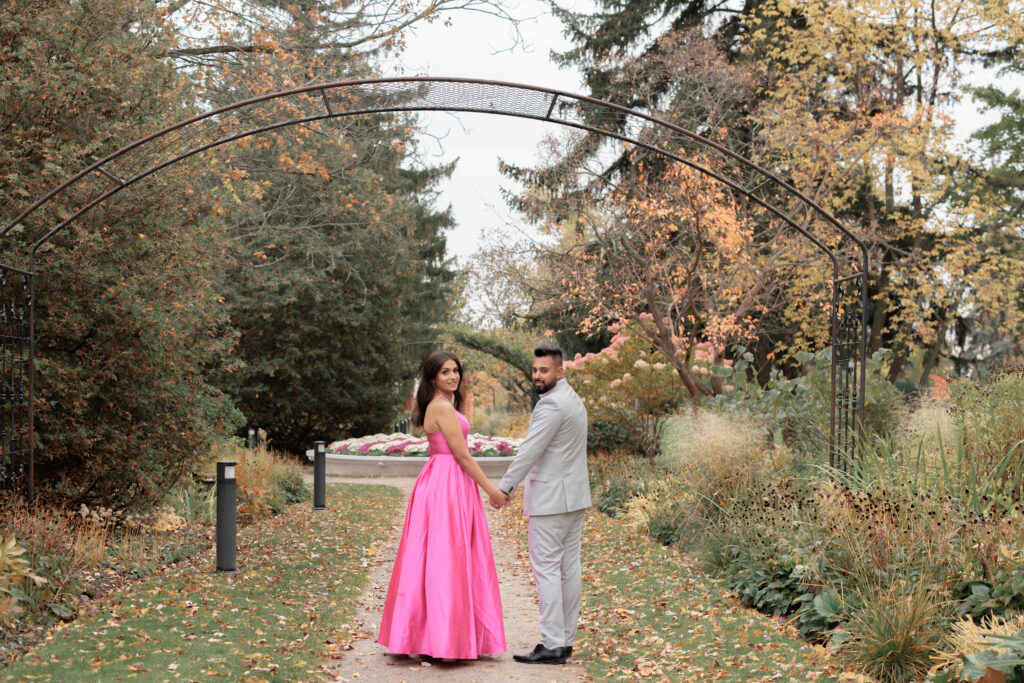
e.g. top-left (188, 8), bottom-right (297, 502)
top-left (499, 378), bottom-right (591, 516)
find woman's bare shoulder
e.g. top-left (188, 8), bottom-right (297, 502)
top-left (424, 397), bottom-right (455, 422)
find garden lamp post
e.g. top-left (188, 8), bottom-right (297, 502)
top-left (313, 441), bottom-right (326, 510)
top-left (216, 461), bottom-right (238, 574)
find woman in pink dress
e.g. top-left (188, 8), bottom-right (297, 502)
top-left (377, 350), bottom-right (508, 660)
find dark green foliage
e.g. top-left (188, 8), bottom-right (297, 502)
top-left (592, 477), bottom-right (646, 517)
top-left (646, 501), bottom-right (686, 546)
top-left (793, 589), bottom-right (844, 643)
top-left (206, 54), bottom-right (456, 455)
top-left (957, 567), bottom-right (1024, 621)
top-left (0, 0), bottom-right (242, 510)
top-left (587, 419), bottom-right (639, 453)
top-left (717, 547), bottom-right (806, 617)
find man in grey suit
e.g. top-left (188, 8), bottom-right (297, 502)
top-left (499, 343), bottom-right (590, 665)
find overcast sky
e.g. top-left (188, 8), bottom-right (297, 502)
top-left (386, 1), bottom-right (592, 262)
top-left (386, 2), bottom-right (1015, 267)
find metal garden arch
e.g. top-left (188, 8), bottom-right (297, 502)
top-left (0, 77), bottom-right (869, 500)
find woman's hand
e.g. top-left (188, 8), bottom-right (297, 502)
top-left (488, 487), bottom-right (509, 509)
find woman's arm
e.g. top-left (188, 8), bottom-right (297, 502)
top-left (426, 400), bottom-right (506, 507)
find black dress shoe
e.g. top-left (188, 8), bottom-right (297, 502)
top-left (564, 645), bottom-right (573, 658)
top-left (512, 643), bottom-right (567, 664)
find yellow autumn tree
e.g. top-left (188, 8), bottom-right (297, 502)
top-left (746, 0), bottom-right (1024, 381)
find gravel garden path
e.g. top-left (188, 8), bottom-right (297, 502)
top-left (311, 475), bottom-right (586, 682)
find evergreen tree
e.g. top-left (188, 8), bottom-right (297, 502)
top-left (191, 3), bottom-right (457, 452)
top-left (0, 0), bottom-right (241, 510)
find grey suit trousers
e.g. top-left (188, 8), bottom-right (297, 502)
top-left (528, 509), bottom-right (585, 649)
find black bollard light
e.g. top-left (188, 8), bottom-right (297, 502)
top-left (313, 440), bottom-right (326, 510)
top-left (216, 461), bottom-right (239, 574)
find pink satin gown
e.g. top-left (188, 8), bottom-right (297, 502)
top-left (377, 411), bottom-right (506, 658)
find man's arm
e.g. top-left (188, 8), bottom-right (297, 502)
top-left (499, 400), bottom-right (561, 496)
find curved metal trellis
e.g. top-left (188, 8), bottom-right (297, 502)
top-left (0, 77), bottom-right (870, 499)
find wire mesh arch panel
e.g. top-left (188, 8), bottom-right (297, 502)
top-left (0, 77), bottom-right (869, 474)
top-left (0, 264), bottom-right (33, 498)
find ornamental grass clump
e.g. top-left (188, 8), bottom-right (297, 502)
top-left (659, 409), bottom-right (774, 531)
top-left (951, 369), bottom-right (1024, 495)
top-left (836, 582), bottom-right (948, 682)
top-left (587, 451), bottom-right (659, 518)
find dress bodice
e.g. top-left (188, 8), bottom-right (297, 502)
top-left (426, 410), bottom-right (470, 456)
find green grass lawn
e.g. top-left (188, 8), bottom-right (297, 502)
top-left (4, 484), bottom-right (402, 682)
top-left (576, 510), bottom-right (836, 682)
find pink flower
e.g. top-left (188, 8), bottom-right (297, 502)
top-left (638, 312), bottom-right (654, 321)
top-left (634, 359), bottom-right (649, 369)
top-left (653, 362), bottom-right (666, 370)
top-left (610, 379), bottom-right (622, 388)
top-left (574, 352), bottom-right (582, 360)
top-left (608, 323), bottom-right (622, 333)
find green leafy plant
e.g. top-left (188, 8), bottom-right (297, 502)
top-left (956, 549), bottom-right (1024, 620)
top-left (0, 536), bottom-right (47, 624)
top-left (794, 588), bottom-right (845, 643)
top-left (961, 629), bottom-right (1024, 681)
top-left (708, 347), bottom-right (901, 453)
top-left (718, 547), bottom-right (808, 617)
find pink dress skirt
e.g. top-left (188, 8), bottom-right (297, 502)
top-left (377, 411), bottom-right (506, 658)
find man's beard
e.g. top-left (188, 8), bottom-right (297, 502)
top-left (534, 379), bottom-right (556, 395)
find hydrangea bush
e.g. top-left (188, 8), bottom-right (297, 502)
top-left (328, 433), bottom-right (521, 458)
top-left (564, 329), bottom-right (688, 458)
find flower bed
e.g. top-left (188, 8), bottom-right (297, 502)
top-left (328, 432), bottom-right (521, 458)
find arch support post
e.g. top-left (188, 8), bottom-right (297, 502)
top-left (0, 262), bottom-right (34, 501)
top-left (829, 271), bottom-right (868, 471)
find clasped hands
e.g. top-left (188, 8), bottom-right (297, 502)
top-left (489, 488), bottom-right (511, 509)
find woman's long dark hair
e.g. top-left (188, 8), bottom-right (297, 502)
top-left (412, 350), bottom-right (465, 427)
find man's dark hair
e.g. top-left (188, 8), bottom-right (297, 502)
top-left (534, 343), bottom-right (563, 366)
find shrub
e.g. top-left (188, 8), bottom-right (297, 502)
top-left (708, 347), bottom-right (902, 453)
top-left (203, 441), bottom-right (309, 522)
top-left (588, 419), bottom-right (637, 453)
top-left (836, 583), bottom-right (947, 682)
top-left (566, 332), bottom-right (687, 458)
